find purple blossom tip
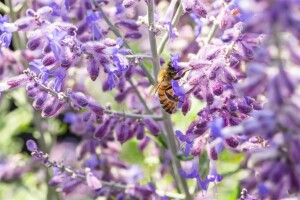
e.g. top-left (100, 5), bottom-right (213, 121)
top-left (26, 140), bottom-right (38, 152)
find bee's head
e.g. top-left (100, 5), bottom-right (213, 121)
top-left (167, 62), bottom-right (176, 71)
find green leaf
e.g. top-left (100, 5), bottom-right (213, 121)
top-left (119, 140), bottom-right (145, 164)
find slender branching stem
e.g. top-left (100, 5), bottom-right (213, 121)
top-left (162, 113), bottom-right (192, 200)
top-left (157, 0), bottom-right (183, 55)
top-left (205, 21), bottom-right (219, 45)
top-left (147, 0), bottom-right (160, 78)
top-left (128, 78), bottom-right (152, 113)
top-left (147, 1), bottom-right (191, 199)
top-left (30, 149), bottom-right (186, 199)
top-left (126, 54), bottom-right (153, 60)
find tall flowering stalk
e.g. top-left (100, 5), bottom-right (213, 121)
top-left (0, 0), bottom-right (300, 199)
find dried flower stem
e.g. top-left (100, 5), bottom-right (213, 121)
top-left (97, 5), bottom-right (155, 84)
top-left (157, 0), bottom-right (183, 55)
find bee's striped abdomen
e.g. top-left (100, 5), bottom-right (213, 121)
top-left (157, 82), bottom-right (177, 114)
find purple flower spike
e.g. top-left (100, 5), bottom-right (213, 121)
top-left (26, 140), bottom-right (38, 152)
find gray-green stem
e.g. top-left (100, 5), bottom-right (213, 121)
top-left (162, 113), bottom-right (192, 200)
top-left (33, 113), bottom-right (57, 200)
top-left (147, 0), bottom-right (160, 78)
top-left (128, 79), bottom-right (152, 113)
top-left (147, 1), bottom-right (191, 199)
top-left (31, 149), bottom-right (186, 199)
top-left (157, 0), bottom-right (183, 55)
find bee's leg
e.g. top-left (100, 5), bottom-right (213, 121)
top-left (174, 69), bottom-right (191, 80)
top-left (165, 87), bottom-right (183, 103)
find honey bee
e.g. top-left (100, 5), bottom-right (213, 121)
top-left (150, 62), bottom-right (187, 114)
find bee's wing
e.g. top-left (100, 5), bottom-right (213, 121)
top-left (149, 81), bottom-right (162, 96)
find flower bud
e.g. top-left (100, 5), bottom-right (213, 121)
top-left (124, 31), bottom-right (142, 39)
top-left (208, 146), bottom-right (218, 160)
top-left (206, 92), bottom-right (214, 105)
top-left (206, 48), bottom-right (221, 60)
top-left (87, 58), bottom-right (100, 81)
top-left (238, 103), bottom-right (252, 114)
top-left (88, 102), bottom-right (104, 116)
top-left (222, 67), bottom-right (237, 84)
top-left (192, 137), bottom-right (204, 156)
top-left (182, 0), bottom-right (196, 12)
top-left (116, 19), bottom-right (139, 30)
top-left (0, 74), bottom-right (30, 92)
top-left (60, 47), bottom-right (73, 68)
top-left (136, 123), bottom-right (145, 140)
top-left (43, 43), bottom-right (52, 54)
top-left (237, 41), bottom-right (254, 60)
top-left (42, 53), bottom-right (56, 66)
top-left (138, 137), bottom-right (150, 151)
top-left (86, 171), bottom-right (102, 190)
top-left (181, 98), bottom-right (191, 116)
top-left (115, 88), bottom-right (132, 103)
top-left (26, 9), bottom-right (36, 17)
top-left (212, 82), bottom-right (223, 96)
top-left (82, 112), bottom-right (92, 122)
top-left (225, 136), bottom-right (239, 148)
top-left (82, 41), bottom-right (106, 54)
top-left (27, 35), bottom-right (43, 51)
top-left (122, 0), bottom-right (140, 8)
top-left (26, 140), bottom-right (38, 152)
top-left (116, 122), bottom-right (130, 143)
top-left (94, 119), bottom-right (111, 140)
top-left (193, 1), bottom-right (207, 18)
top-left (143, 118), bottom-right (160, 136)
top-left (229, 55), bottom-right (240, 68)
top-left (37, 6), bottom-right (53, 18)
top-left (69, 92), bottom-right (88, 108)
top-left (33, 91), bottom-right (47, 110)
top-left (26, 85), bottom-right (41, 99)
top-left (41, 97), bottom-right (66, 117)
top-left (15, 17), bottom-right (36, 31)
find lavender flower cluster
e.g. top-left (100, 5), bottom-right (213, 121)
top-left (0, 0), bottom-right (300, 199)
